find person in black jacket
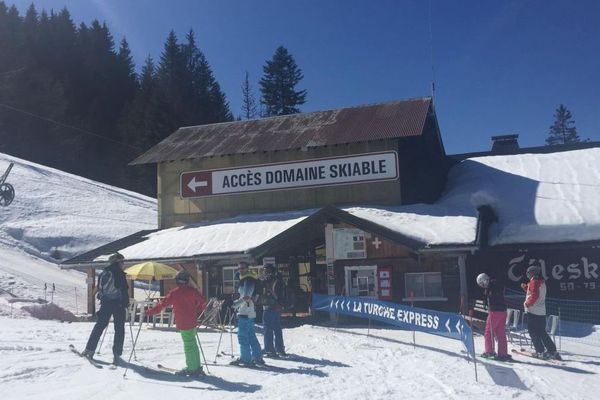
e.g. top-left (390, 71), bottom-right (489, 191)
top-left (260, 264), bottom-right (286, 356)
top-left (476, 273), bottom-right (511, 361)
top-left (82, 253), bottom-right (129, 364)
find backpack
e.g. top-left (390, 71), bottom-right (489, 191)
top-left (97, 270), bottom-right (121, 301)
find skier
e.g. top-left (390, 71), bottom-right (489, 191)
top-left (145, 270), bottom-right (208, 376)
top-left (230, 261), bottom-right (264, 366)
top-left (82, 253), bottom-right (129, 364)
top-left (260, 263), bottom-right (286, 357)
top-left (476, 273), bottom-right (511, 361)
top-left (521, 265), bottom-right (561, 360)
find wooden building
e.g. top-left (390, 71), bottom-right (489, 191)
top-left (63, 97), bottom-right (464, 314)
top-left (62, 98), bottom-right (600, 318)
top-left (130, 97), bottom-right (446, 227)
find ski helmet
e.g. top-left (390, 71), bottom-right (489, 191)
top-left (108, 252), bottom-right (124, 264)
top-left (175, 270), bottom-right (190, 284)
top-left (476, 273), bottom-right (490, 288)
top-left (526, 265), bottom-right (542, 280)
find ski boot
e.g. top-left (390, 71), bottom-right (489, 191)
top-left (230, 358), bottom-right (251, 367)
top-left (480, 352), bottom-right (496, 359)
top-left (252, 358), bottom-right (266, 366)
top-left (494, 354), bottom-right (513, 362)
top-left (543, 351), bottom-right (562, 361)
top-left (81, 349), bottom-right (94, 360)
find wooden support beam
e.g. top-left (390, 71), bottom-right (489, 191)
top-left (87, 267), bottom-right (96, 315)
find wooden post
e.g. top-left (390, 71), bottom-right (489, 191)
top-left (87, 267), bottom-right (96, 315)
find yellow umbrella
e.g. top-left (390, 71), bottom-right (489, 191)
top-left (124, 261), bottom-right (178, 281)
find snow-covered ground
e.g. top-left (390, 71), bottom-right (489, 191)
top-left (0, 152), bottom-right (157, 314)
top-left (0, 316), bottom-right (599, 400)
top-left (0, 152), bottom-right (156, 262)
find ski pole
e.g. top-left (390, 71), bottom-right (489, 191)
top-left (213, 322), bottom-right (226, 363)
top-left (228, 308), bottom-right (235, 358)
top-left (196, 330), bottom-right (209, 374)
top-left (97, 324), bottom-right (109, 354)
top-left (123, 310), bottom-right (144, 378)
top-left (129, 320), bottom-right (137, 360)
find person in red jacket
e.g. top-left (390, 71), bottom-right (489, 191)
top-left (146, 270), bottom-right (208, 376)
top-left (521, 265), bottom-right (561, 360)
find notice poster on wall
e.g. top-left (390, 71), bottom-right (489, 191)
top-left (333, 228), bottom-right (366, 260)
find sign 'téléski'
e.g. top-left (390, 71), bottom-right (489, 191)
top-left (180, 151), bottom-right (399, 198)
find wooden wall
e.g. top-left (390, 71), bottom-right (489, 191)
top-left (157, 140), bottom-right (402, 228)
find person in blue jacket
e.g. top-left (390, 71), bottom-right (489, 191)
top-left (230, 261), bottom-right (264, 366)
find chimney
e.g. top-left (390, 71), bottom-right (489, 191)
top-left (491, 134), bottom-right (519, 154)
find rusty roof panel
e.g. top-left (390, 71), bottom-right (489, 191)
top-left (130, 97), bottom-right (432, 165)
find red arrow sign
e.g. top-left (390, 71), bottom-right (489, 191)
top-left (180, 171), bottom-right (212, 197)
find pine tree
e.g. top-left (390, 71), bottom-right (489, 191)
top-left (259, 46), bottom-right (306, 116)
top-left (546, 104), bottom-right (581, 145)
top-left (116, 38), bottom-right (138, 98)
top-left (156, 30), bottom-right (186, 132)
top-left (241, 71), bottom-right (257, 119)
top-left (118, 55), bottom-right (169, 195)
top-left (182, 30), bottom-right (232, 124)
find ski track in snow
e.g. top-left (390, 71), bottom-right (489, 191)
top-left (2, 318), bottom-right (599, 399)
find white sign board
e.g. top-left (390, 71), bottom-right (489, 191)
top-left (334, 228), bottom-right (367, 260)
top-left (180, 151), bottom-right (398, 198)
top-left (262, 257), bottom-right (276, 267)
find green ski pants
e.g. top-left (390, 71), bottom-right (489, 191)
top-left (180, 328), bottom-right (201, 371)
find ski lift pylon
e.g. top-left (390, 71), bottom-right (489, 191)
top-left (0, 162), bottom-right (15, 207)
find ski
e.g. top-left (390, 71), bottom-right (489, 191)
top-left (157, 364), bottom-right (179, 373)
top-left (156, 364), bottom-right (207, 378)
top-left (69, 344), bottom-right (103, 369)
top-left (263, 352), bottom-right (299, 361)
top-left (479, 355), bottom-right (520, 364)
top-left (212, 361), bottom-right (287, 373)
top-left (511, 349), bottom-right (563, 364)
top-left (461, 350), bottom-right (520, 364)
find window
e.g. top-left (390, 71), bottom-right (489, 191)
top-left (403, 272), bottom-right (446, 301)
top-left (222, 265), bottom-right (262, 295)
top-left (344, 265), bottom-right (377, 298)
top-left (222, 266), bottom-right (237, 295)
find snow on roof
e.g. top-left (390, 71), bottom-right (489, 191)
top-left (344, 205), bottom-right (477, 246)
top-left (91, 147), bottom-right (600, 262)
top-left (347, 148), bottom-right (600, 246)
top-left (464, 147), bottom-right (600, 245)
top-left (111, 209), bottom-right (316, 261)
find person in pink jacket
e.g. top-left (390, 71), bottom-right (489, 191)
top-left (522, 266), bottom-right (561, 360)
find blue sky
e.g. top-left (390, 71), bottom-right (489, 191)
top-left (11, 0), bottom-right (600, 154)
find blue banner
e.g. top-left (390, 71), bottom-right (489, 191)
top-left (312, 293), bottom-right (475, 358)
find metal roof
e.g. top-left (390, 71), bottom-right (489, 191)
top-left (131, 97), bottom-right (432, 165)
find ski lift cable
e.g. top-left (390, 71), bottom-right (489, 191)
top-left (0, 102), bottom-right (145, 152)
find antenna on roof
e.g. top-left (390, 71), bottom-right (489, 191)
top-left (428, 0), bottom-right (436, 101)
